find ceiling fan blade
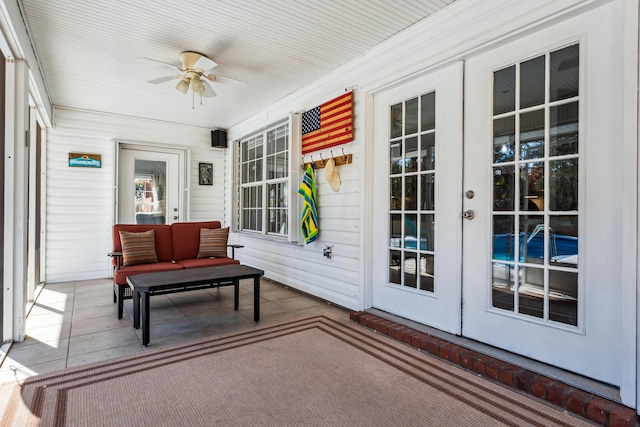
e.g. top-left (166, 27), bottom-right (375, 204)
top-left (201, 80), bottom-right (217, 98)
top-left (180, 51), bottom-right (217, 70)
top-left (143, 57), bottom-right (182, 71)
top-left (147, 75), bottom-right (181, 84)
top-left (211, 75), bottom-right (248, 87)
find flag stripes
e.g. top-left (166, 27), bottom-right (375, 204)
top-left (301, 92), bottom-right (353, 154)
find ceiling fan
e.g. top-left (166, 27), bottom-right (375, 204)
top-left (146, 51), bottom-right (245, 108)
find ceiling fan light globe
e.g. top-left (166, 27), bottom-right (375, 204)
top-left (176, 79), bottom-right (190, 94)
top-left (191, 78), bottom-right (204, 94)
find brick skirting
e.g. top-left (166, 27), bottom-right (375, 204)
top-left (350, 311), bottom-right (638, 427)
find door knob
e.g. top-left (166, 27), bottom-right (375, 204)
top-left (462, 210), bottom-right (475, 220)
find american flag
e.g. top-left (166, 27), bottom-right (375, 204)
top-left (301, 92), bottom-right (353, 154)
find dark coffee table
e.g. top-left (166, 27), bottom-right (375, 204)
top-left (126, 264), bottom-right (264, 345)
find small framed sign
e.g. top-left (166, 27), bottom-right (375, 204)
top-left (69, 153), bottom-right (102, 168)
top-left (199, 162), bottom-right (213, 185)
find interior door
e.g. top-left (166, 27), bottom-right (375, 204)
top-left (462, 3), bottom-right (624, 386)
top-left (371, 62), bottom-right (463, 334)
top-left (118, 147), bottom-right (182, 224)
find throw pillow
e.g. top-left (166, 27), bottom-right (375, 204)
top-left (119, 230), bottom-right (158, 266)
top-left (197, 227), bottom-right (229, 258)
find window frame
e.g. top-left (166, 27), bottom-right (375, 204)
top-left (236, 117), bottom-right (301, 241)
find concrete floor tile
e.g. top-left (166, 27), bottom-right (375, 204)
top-left (26, 311), bottom-right (73, 328)
top-left (73, 303), bottom-right (124, 321)
top-left (24, 322), bottom-right (72, 343)
top-left (66, 343), bottom-right (143, 368)
top-left (4, 338), bottom-right (69, 367)
top-left (70, 315), bottom-right (132, 337)
top-left (274, 296), bottom-right (324, 311)
top-left (68, 328), bottom-right (139, 358)
top-left (261, 288), bottom-right (303, 301)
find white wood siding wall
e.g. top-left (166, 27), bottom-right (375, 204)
top-left (46, 108), bottom-right (225, 283)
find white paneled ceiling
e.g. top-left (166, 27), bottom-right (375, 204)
top-left (19, 0), bottom-right (456, 129)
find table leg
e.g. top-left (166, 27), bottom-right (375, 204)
top-left (253, 274), bottom-right (260, 322)
top-left (234, 279), bottom-right (239, 311)
top-left (133, 290), bottom-right (140, 329)
top-left (142, 291), bottom-right (150, 346)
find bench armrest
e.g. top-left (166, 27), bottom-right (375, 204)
top-left (108, 252), bottom-right (123, 269)
top-left (227, 244), bottom-right (244, 259)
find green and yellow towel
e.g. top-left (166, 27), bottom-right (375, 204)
top-left (298, 165), bottom-right (319, 244)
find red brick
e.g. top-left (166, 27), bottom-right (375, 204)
top-left (386, 324), bottom-right (403, 338)
top-left (378, 321), bottom-right (391, 334)
top-left (417, 335), bottom-right (434, 352)
top-left (485, 360), bottom-right (509, 381)
top-left (428, 337), bottom-right (446, 356)
top-left (609, 404), bottom-right (639, 427)
top-left (530, 376), bottom-right (555, 399)
top-left (448, 346), bottom-right (465, 365)
top-left (472, 355), bottom-right (492, 375)
top-left (514, 371), bottom-right (538, 393)
top-left (349, 311), bottom-right (360, 322)
top-left (499, 366), bottom-right (523, 387)
top-left (373, 320), bottom-right (391, 334)
top-left (358, 314), bottom-right (376, 326)
top-left (393, 326), bottom-right (410, 341)
top-left (460, 351), bottom-right (479, 370)
top-left (547, 382), bottom-right (571, 408)
top-left (586, 396), bottom-right (613, 426)
top-left (402, 330), bottom-right (415, 344)
top-left (438, 342), bottom-right (455, 360)
top-left (410, 332), bottom-right (428, 348)
top-left (566, 389), bottom-right (592, 418)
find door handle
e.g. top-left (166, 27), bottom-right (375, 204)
top-left (462, 210), bottom-right (475, 220)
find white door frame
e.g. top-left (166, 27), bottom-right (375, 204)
top-left (114, 140), bottom-right (189, 225)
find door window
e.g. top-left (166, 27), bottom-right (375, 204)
top-left (388, 92), bottom-right (436, 292)
top-left (490, 44), bottom-right (580, 326)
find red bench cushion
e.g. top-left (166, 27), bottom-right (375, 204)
top-left (113, 262), bottom-right (184, 285)
top-left (175, 257), bottom-right (240, 269)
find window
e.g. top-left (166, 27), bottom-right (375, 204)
top-left (239, 121), bottom-right (290, 237)
top-left (134, 175), bottom-right (159, 214)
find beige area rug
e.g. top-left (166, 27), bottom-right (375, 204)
top-left (0, 315), bottom-right (592, 427)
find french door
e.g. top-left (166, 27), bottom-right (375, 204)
top-left (118, 146), bottom-right (184, 224)
top-left (372, 62), bottom-right (463, 334)
top-left (372, 3), bottom-right (623, 386)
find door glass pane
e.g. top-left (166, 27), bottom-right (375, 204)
top-left (550, 102), bottom-right (579, 156)
top-left (420, 214), bottom-right (434, 251)
top-left (493, 166), bottom-right (515, 211)
top-left (405, 137), bottom-right (419, 173)
top-left (520, 55), bottom-right (545, 108)
top-left (490, 45), bottom-right (580, 326)
top-left (390, 141), bottom-right (403, 174)
top-left (549, 158), bottom-right (578, 211)
top-left (390, 177), bottom-right (402, 210)
top-left (492, 263), bottom-right (515, 311)
top-left (405, 98), bottom-right (419, 135)
top-left (550, 44), bottom-right (579, 102)
top-left (404, 176), bottom-right (417, 210)
top-left (520, 215), bottom-right (544, 264)
top-left (493, 215), bottom-right (515, 261)
top-left (404, 252), bottom-right (418, 288)
top-left (420, 254), bottom-right (434, 292)
top-left (404, 214), bottom-right (417, 249)
top-left (493, 65), bottom-right (516, 115)
top-left (421, 92), bottom-right (435, 131)
top-left (421, 133), bottom-right (435, 171)
top-left (390, 103), bottom-right (402, 138)
top-left (493, 116), bottom-right (515, 163)
top-left (520, 109), bottom-right (545, 160)
top-left (519, 266), bottom-right (544, 318)
top-left (420, 173), bottom-right (435, 211)
top-left (134, 160), bottom-right (166, 224)
top-left (549, 215), bottom-right (578, 267)
top-left (549, 270), bottom-right (578, 325)
top-left (389, 250), bottom-right (401, 284)
top-left (387, 91), bottom-right (436, 292)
